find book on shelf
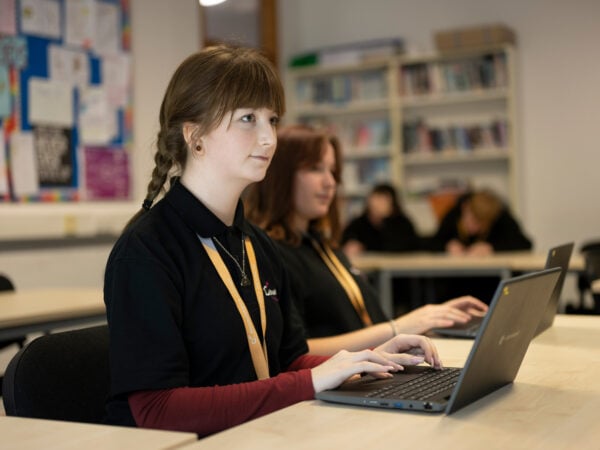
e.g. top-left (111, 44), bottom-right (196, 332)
top-left (402, 118), bottom-right (509, 154)
top-left (406, 178), bottom-right (471, 200)
top-left (357, 158), bottom-right (390, 185)
top-left (400, 52), bottom-right (508, 96)
top-left (342, 161), bottom-right (360, 192)
top-left (289, 38), bottom-right (404, 68)
top-left (342, 158), bottom-right (390, 193)
top-left (295, 70), bottom-right (387, 107)
top-left (353, 118), bottom-right (390, 150)
top-left (340, 196), bottom-right (366, 224)
top-left (303, 118), bottom-right (390, 156)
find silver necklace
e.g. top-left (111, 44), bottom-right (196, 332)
top-left (213, 234), bottom-right (251, 287)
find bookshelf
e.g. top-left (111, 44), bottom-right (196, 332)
top-left (286, 45), bottom-right (518, 233)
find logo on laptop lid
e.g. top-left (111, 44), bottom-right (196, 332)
top-left (499, 330), bottom-right (521, 345)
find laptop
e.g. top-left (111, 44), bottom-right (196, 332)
top-left (433, 242), bottom-right (574, 338)
top-left (316, 268), bottom-right (561, 414)
top-left (534, 242), bottom-right (574, 335)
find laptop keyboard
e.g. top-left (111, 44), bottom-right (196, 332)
top-left (366, 367), bottom-right (461, 401)
top-left (462, 323), bottom-right (480, 336)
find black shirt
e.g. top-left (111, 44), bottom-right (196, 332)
top-left (104, 181), bottom-right (308, 426)
top-left (275, 234), bottom-right (388, 338)
top-left (341, 213), bottom-right (421, 252)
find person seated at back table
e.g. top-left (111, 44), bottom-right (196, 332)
top-left (341, 183), bottom-right (422, 312)
top-left (245, 125), bottom-right (487, 353)
top-left (425, 188), bottom-right (533, 302)
top-left (427, 188), bottom-right (532, 255)
top-left (341, 183), bottom-right (421, 258)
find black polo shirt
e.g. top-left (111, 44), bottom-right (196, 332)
top-left (341, 213), bottom-right (422, 252)
top-left (275, 234), bottom-right (388, 338)
top-left (104, 181), bottom-right (308, 426)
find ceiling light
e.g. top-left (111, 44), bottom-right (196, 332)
top-left (199, 0), bottom-right (227, 6)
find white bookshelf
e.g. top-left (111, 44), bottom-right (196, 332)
top-left (286, 44), bottom-right (518, 233)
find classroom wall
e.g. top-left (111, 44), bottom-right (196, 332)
top-left (279, 0), bottom-right (600, 252)
top-left (0, 0), bottom-right (200, 289)
top-left (129, 0), bottom-right (201, 201)
top-left (4, 0), bottom-right (599, 290)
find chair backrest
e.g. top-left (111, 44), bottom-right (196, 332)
top-left (581, 241), bottom-right (600, 283)
top-left (0, 273), bottom-right (15, 292)
top-left (2, 325), bottom-right (110, 424)
top-left (577, 241), bottom-right (600, 314)
top-left (0, 273), bottom-right (25, 350)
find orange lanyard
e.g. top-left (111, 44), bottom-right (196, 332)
top-left (199, 235), bottom-right (270, 380)
top-left (309, 238), bottom-right (373, 327)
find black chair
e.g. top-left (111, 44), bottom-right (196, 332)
top-left (571, 241), bottom-right (600, 314)
top-left (0, 274), bottom-right (27, 351)
top-left (2, 325), bottom-right (110, 424)
top-left (0, 274), bottom-right (27, 391)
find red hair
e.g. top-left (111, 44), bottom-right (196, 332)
top-left (245, 124), bottom-right (343, 247)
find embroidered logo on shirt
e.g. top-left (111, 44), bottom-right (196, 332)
top-left (263, 281), bottom-right (279, 302)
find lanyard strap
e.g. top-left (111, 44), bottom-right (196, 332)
top-left (310, 238), bottom-right (373, 327)
top-left (199, 235), bottom-right (270, 380)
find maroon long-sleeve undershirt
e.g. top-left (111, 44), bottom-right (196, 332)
top-left (128, 353), bottom-right (329, 437)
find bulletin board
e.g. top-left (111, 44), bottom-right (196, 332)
top-left (0, 0), bottom-right (132, 203)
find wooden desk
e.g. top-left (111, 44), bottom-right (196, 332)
top-left (351, 252), bottom-right (585, 316)
top-left (0, 415), bottom-right (197, 449)
top-left (185, 315), bottom-right (600, 450)
top-left (0, 288), bottom-right (106, 340)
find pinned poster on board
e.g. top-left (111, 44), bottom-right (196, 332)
top-left (19, 0), bottom-right (61, 39)
top-left (9, 131), bottom-right (39, 198)
top-left (0, 0), bottom-right (131, 202)
top-left (83, 146), bottom-right (129, 200)
top-left (33, 125), bottom-right (74, 187)
top-left (28, 77), bottom-right (74, 127)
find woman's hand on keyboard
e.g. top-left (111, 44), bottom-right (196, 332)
top-left (393, 296), bottom-right (488, 334)
top-left (374, 334), bottom-right (443, 370)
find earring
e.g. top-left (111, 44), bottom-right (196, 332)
top-left (195, 145), bottom-right (201, 151)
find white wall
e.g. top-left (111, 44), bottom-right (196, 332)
top-left (279, 0), bottom-right (600, 252)
top-left (130, 0), bottom-right (202, 200)
top-left (0, 246), bottom-right (113, 289)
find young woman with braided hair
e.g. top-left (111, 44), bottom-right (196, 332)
top-left (103, 45), bottom-right (442, 437)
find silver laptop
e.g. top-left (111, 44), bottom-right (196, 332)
top-left (316, 268), bottom-right (561, 414)
top-left (433, 243), bottom-right (573, 339)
